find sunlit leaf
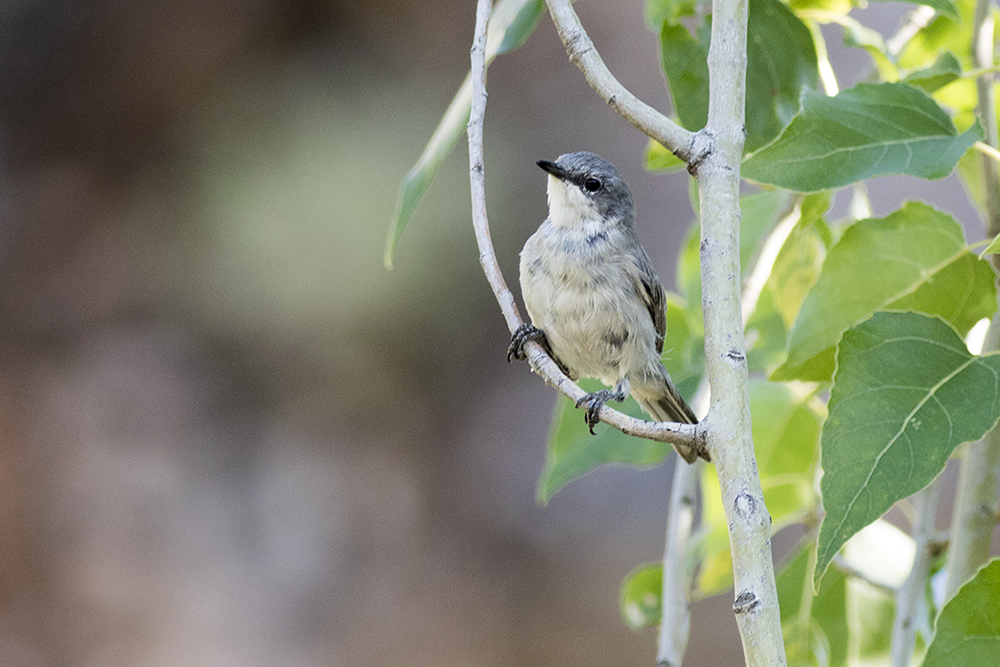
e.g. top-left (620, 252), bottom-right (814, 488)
top-left (383, 0), bottom-right (545, 268)
top-left (772, 202), bottom-right (996, 382)
top-left (814, 312), bottom-right (1000, 586)
top-left (983, 233), bottom-right (1000, 257)
top-left (923, 559), bottom-right (1000, 666)
top-left (902, 51), bottom-right (963, 93)
top-left (645, 139), bottom-right (686, 172)
top-left (743, 83), bottom-right (984, 192)
top-left (620, 563), bottom-right (663, 630)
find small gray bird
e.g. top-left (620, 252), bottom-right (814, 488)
top-left (508, 151), bottom-right (703, 463)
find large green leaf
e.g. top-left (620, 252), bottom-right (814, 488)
top-left (814, 312), bottom-right (1000, 586)
top-left (383, 0), bottom-right (545, 268)
top-left (923, 559), bottom-right (1000, 666)
top-left (697, 380), bottom-right (822, 595)
top-left (660, 0), bottom-right (818, 151)
top-left (772, 202), bottom-right (996, 383)
top-left (743, 83), bottom-right (984, 192)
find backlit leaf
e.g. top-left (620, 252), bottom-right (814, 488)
top-left (743, 83), bottom-right (983, 192)
top-left (772, 202), bottom-right (996, 382)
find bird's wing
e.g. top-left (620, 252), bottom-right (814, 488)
top-left (632, 254), bottom-right (667, 355)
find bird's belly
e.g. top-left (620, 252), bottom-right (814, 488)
top-left (525, 274), bottom-right (647, 385)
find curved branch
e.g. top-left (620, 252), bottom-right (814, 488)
top-left (466, 0), bottom-right (704, 454)
top-left (544, 0), bottom-right (700, 163)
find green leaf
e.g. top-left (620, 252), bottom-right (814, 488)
top-left (772, 202), bottom-right (996, 383)
top-left (620, 563), bottom-right (663, 630)
top-left (983, 233), bottom-right (1000, 257)
top-left (744, 0), bottom-right (820, 151)
top-left (645, 140), bottom-right (686, 173)
top-left (659, 19), bottom-right (710, 132)
top-left (697, 380), bottom-right (822, 595)
top-left (777, 541), bottom-right (849, 667)
top-left (383, 0), bottom-right (545, 268)
top-left (537, 381), bottom-right (670, 504)
top-left (743, 83), bottom-right (984, 192)
top-left (645, 0), bottom-right (699, 28)
top-left (663, 293), bottom-right (704, 398)
top-left (814, 312), bottom-right (1000, 586)
top-left (923, 559), bottom-right (1000, 666)
top-left (848, 577), bottom-right (896, 663)
top-left (660, 0), bottom-right (818, 151)
top-left (902, 51), bottom-right (963, 93)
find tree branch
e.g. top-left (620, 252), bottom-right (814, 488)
top-left (891, 480), bottom-right (942, 667)
top-left (466, 0), bottom-right (703, 454)
top-left (657, 456), bottom-right (700, 667)
top-left (544, 0), bottom-right (701, 163)
top-left (698, 0), bottom-right (786, 660)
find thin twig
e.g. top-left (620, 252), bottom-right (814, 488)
top-left (656, 382), bottom-right (709, 666)
top-left (891, 480), bottom-right (942, 667)
top-left (830, 554), bottom-right (897, 595)
top-left (544, 0), bottom-right (701, 164)
top-left (466, 0), bottom-right (702, 453)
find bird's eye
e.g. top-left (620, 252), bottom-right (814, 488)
top-left (584, 178), bottom-right (602, 192)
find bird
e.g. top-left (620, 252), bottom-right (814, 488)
top-left (507, 151), bottom-right (703, 463)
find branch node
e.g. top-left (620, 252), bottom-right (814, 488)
top-left (733, 590), bottom-right (761, 614)
top-left (686, 130), bottom-right (714, 175)
top-left (734, 491), bottom-right (758, 520)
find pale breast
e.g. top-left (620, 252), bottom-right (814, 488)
top-left (519, 224), bottom-right (660, 385)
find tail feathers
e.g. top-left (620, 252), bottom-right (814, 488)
top-left (633, 378), bottom-right (700, 463)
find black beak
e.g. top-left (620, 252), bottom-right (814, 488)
top-left (536, 160), bottom-right (567, 179)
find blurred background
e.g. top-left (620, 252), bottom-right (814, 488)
top-left (0, 1), bottom-right (986, 665)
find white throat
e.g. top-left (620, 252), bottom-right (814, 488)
top-left (546, 176), bottom-right (601, 230)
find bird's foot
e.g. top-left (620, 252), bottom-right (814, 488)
top-left (507, 324), bottom-right (548, 362)
top-left (575, 385), bottom-right (627, 435)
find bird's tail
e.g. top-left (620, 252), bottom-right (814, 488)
top-left (632, 373), bottom-right (702, 463)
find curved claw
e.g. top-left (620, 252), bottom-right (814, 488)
top-left (507, 323), bottom-right (547, 362)
top-left (576, 389), bottom-right (615, 435)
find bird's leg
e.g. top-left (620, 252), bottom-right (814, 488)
top-left (576, 378), bottom-right (630, 434)
top-left (507, 324), bottom-right (571, 376)
top-left (507, 323), bottom-right (547, 361)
